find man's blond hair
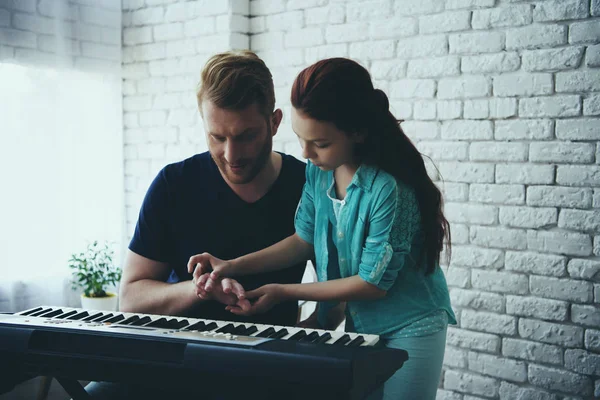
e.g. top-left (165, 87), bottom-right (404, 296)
top-left (197, 50), bottom-right (275, 117)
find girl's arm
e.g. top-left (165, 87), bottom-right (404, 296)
top-left (280, 276), bottom-right (386, 302)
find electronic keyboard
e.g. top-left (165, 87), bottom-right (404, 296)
top-left (0, 306), bottom-right (408, 399)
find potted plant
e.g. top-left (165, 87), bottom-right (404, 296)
top-left (69, 241), bottom-right (122, 311)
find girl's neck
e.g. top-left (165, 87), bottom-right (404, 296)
top-left (334, 163), bottom-right (359, 200)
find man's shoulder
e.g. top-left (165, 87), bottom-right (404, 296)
top-left (161, 151), bottom-right (215, 184)
top-left (280, 152), bottom-right (306, 183)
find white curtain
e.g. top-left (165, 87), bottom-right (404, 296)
top-left (0, 0), bottom-right (123, 312)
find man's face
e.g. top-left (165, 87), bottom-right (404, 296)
top-left (201, 101), bottom-right (275, 185)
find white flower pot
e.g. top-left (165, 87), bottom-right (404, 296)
top-left (80, 291), bottom-right (118, 311)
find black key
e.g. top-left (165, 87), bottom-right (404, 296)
top-left (256, 327), bottom-right (275, 338)
top-left (242, 326), bottom-right (258, 335)
top-left (333, 334), bottom-right (351, 345)
top-left (55, 310), bottom-right (78, 319)
top-left (31, 308), bottom-right (56, 317)
top-left (233, 325), bottom-right (251, 335)
top-left (203, 322), bottom-right (218, 331)
top-left (288, 330), bottom-right (307, 341)
top-left (83, 312), bottom-right (103, 322)
top-left (216, 323), bottom-right (235, 334)
top-left (145, 318), bottom-right (170, 329)
top-left (105, 314), bottom-right (125, 323)
top-left (299, 331), bottom-right (320, 343)
top-left (119, 316), bottom-right (140, 325)
top-left (270, 329), bottom-right (289, 339)
top-left (93, 314), bottom-right (114, 323)
top-left (130, 316), bottom-right (151, 326)
top-left (314, 333), bottom-right (332, 344)
top-left (67, 311), bottom-right (89, 320)
top-left (347, 336), bottom-right (365, 347)
top-left (174, 319), bottom-right (189, 329)
top-left (20, 307), bottom-right (43, 316)
top-left (41, 309), bottom-right (64, 318)
top-left (185, 321), bottom-right (206, 331)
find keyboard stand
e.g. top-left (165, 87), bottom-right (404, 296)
top-left (55, 378), bottom-right (90, 400)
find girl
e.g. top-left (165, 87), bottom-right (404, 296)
top-left (188, 58), bottom-right (456, 399)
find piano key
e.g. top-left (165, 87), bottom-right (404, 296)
top-left (184, 321), bottom-right (206, 331)
top-left (314, 333), bottom-right (332, 344)
top-left (67, 311), bottom-right (89, 320)
top-left (31, 308), bottom-right (57, 317)
top-left (173, 319), bottom-right (189, 329)
top-left (333, 334), bottom-right (351, 345)
top-left (55, 310), bottom-right (78, 319)
top-left (20, 307), bottom-right (43, 316)
top-left (40, 309), bottom-right (64, 318)
top-left (288, 330), bottom-right (307, 341)
top-left (236, 325), bottom-right (257, 335)
top-left (203, 322), bottom-right (218, 331)
top-left (299, 331), bottom-right (320, 343)
top-left (104, 314), bottom-right (125, 323)
top-left (119, 316), bottom-right (140, 325)
top-left (347, 336), bottom-right (365, 347)
top-left (130, 316), bottom-right (152, 326)
top-left (93, 314), bottom-right (114, 323)
top-left (216, 323), bottom-right (235, 334)
top-left (83, 312), bottom-right (104, 322)
top-left (256, 327), bottom-right (275, 338)
top-left (270, 328), bottom-right (289, 339)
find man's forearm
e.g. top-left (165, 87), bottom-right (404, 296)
top-left (119, 279), bottom-right (202, 316)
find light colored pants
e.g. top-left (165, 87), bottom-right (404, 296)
top-left (367, 325), bottom-right (448, 400)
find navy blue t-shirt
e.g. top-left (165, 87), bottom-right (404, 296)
top-left (129, 151), bottom-right (307, 326)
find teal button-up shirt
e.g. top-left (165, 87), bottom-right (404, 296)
top-left (295, 161), bottom-right (456, 337)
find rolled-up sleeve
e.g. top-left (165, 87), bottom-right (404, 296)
top-left (294, 163), bottom-right (316, 244)
top-left (358, 181), bottom-right (420, 291)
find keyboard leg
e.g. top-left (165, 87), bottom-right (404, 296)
top-left (55, 378), bottom-right (90, 400)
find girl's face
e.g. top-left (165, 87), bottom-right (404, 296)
top-left (291, 107), bottom-right (361, 171)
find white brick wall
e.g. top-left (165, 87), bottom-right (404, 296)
top-left (116, 0), bottom-right (600, 398)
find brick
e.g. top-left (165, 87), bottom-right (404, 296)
top-left (500, 382), bottom-right (559, 400)
top-left (444, 346), bottom-right (467, 368)
top-left (584, 94), bottom-right (600, 115)
top-left (528, 364), bottom-right (593, 396)
top-left (389, 101), bottom-right (412, 119)
top-left (251, 0), bottom-right (285, 15)
top-left (565, 349), bottom-right (600, 376)
top-left (494, 73), bottom-right (553, 97)
top-left (439, 182), bottom-right (468, 201)
top-left (522, 46), bottom-right (585, 72)
top-left (436, 389), bottom-right (462, 400)
top-left (594, 0), bottom-right (600, 15)
top-left (559, 209), bottom-right (600, 231)
top-left (472, 4), bottom-right (532, 29)
top-left (496, 164), bottom-right (554, 184)
top-left (587, 44), bottom-right (600, 67)
top-left (417, 141), bottom-right (468, 161)
top-left (472, 269), bottom-right (529, 295)
top-left (446, 266), bottom-right (470, 288)
top-left (439, 163), bottom-right (495, 184)
top-left (557, 70), bottom-right (600, 93)
top-left (527, 186), bottom-right (592, 208)
top-left (468, 352), bottom-right (527, 382)
top-left (519, 318), bottom-right (584, 347)
top-left (437, 100), bottom-right (462, 119)
top-left (446, 0), bottom-right (495, 9)
top-left (0, 8), bottom-right (8, 27)
top-left (305, 44), bottom-right (348, 64)
top-left (585, 329), bottom-right (600, 351)
top-left (570, 20), bottom-right (600, 44)
top-left (519, 95), bottom-right (581, 118)
top-left (79, 6), bottom-right (120, 28)
top-left (572, 304), bottom-right (600, 327)
top-left (470, 142), bottom-right (527, 162)
top-left (305, 5), bottom-right (345, 25)
top-left (449, 32), bottom-right (504, 54)
top-left (462, 52), bottom-right (520, 74)
top-left (347, 0), bottom-right (390, 21)
top-left (285, 27), bottom-right (324, 48)
top-left (507, 295), bottom-right (568, 321)
top-left (595, 189), bottom-right (600, 207)
top-left (505, 251), bottom-right (566, 277)
top-left (530, 142), bottom-right (595, 164)
top-left (326, 23), bottom-right (368, 44)
top-left (392, 0), bottom-right (444, 16)
top-left (252, 32), bottom-right (283, 50)
top-left (499, 206), bottom-right (557, 229)
top-left (556, 118), bottom-right (600, 140)
top-left (469, 184), bottom-right (524, 205)
top-left (441, 120), bottom-right (493, 140)
top-left (557, 165), bottom-right (600, 186)
top-left (450, 289), bottom-right (504, 313)
top-left (450, 246), bottom-right (504, 269)
top-left (489, 98), bottom-right (517, 118)
top-left (368, 17), bottom-right (417, 39)
top-left (349, 40), bottom-right (394, 60)
top-left (123, 27), bottom-right (153, 45)
top-left (265, 11), bottom-right (303, 31)
top-left (502, 339), bottom-right (563, 365)
top-left (438, 76), bottom-right (491, 99)
top-left (495, 119), bottom-right (553, 140)
top-left (183, 17), bottom-right (216, 37)
top-left (390, 79), bottom-right (435, 99)
top-left (419, 11), bottom-right (470, 34)
top-left (396, 35), bottom-right (447, 58)
top-left (533, 0), bottom-right (588, 22)
top-left (412, 101), bottom-right (437, 120)
top-left (531, 275), bottom-right (593, 303)
top-left (507, 25), bottom-right (567, 50)
top-left (470, 226), bottom-right (527, 250)
top-left (447, 326), bottom-right (500, 352)
top-left (444, 370), bottom-right (499, 398)
top-left (407, 56), bottom-right (460, 78)
top-left (528, 230), bottom-right (593, 257)
top-left (568, 259), bottom-right (600, 281)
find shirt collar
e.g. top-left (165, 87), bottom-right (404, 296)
top-left (349, 163), bottom-right (379, 192)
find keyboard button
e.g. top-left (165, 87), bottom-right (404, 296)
top-left (333, 334), bottom-right (351, 345)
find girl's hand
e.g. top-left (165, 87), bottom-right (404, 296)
top-left (187, 253), bottom-right (235, 292)
top-left (226, 284), bottom-right (285, 317)
top-left (192, 273), bottom-right (250, 312)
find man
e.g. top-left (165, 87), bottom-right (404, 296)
top-left (84, 51), bottom-right (307, 399)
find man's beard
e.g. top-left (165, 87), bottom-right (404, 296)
top-left (213, 124), bottom-right (273, 185)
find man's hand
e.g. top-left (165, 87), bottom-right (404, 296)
top-left (226, 284), bottom-right (285, 317)
top-left (188, 253), bottom-right (235, 292)
top-left (192, 273), bottom-right (250, 312)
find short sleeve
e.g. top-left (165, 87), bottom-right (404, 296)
top-left (294, 162), bottom-right (316, 245)
top-left (129, 168), bottom-right (173, 262)
top-left (358, 180), bottom-right (420, 291)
